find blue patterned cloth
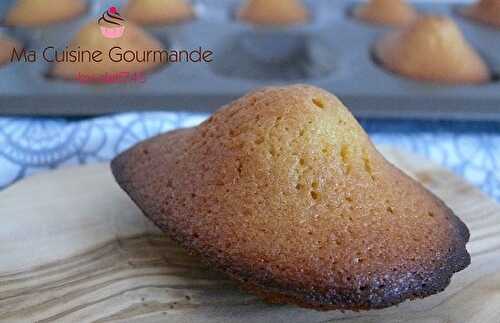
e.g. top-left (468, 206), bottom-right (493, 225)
top-left (0, 114), bottom-right (499, 202)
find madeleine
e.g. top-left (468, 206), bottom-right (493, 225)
top-left (375, 16), bottom-right (490, 84)
top-left (112, 84), bottom-right (470, 310)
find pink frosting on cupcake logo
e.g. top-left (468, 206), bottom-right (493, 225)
top-left (99, 7), bottom-right (125, 39)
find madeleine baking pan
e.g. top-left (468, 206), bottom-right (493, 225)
top-left (0, 0), bottom-right (499, 119)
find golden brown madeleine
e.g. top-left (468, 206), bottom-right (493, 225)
top-left (51, 21), bottom-right (165, 82)
top-left (0, 36), bottom-right (22, 66)
top-left (354, 0), bottom-right (418, 27)
top-left (125, 0), bottom-right (195, 26)
top-left (463, 0), bottom-right (500, 28)
top-left (4, 0), bottom-right (87, 27)
top-left (375, 16), bottom-right (490, 84)
top-left (238, 0), bottom-right (309, 26)
top-left (112, 85), bottom-right (470, 311)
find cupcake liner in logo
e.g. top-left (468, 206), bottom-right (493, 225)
top-left (99, 6), bottom-right (125, 39)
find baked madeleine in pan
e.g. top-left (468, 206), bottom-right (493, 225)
top-left (125, 0), bottom-right (195, 26)
top-left (375, 16), bottom-right (490, 84)
top-left (238, 0), bottom-right (309, 26)
top-left (4, 0), bottom-right (87, 27)
top-left (354, 0), bottom-right (418, 27)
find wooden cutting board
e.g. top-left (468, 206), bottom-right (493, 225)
top-left (1, 147), bottom-right (500, 323)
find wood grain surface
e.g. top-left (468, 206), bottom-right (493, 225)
top-left (0, 147), bottom-right (499, 323)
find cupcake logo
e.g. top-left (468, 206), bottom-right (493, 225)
top-left (98, 6), bottom-right (125, 39)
